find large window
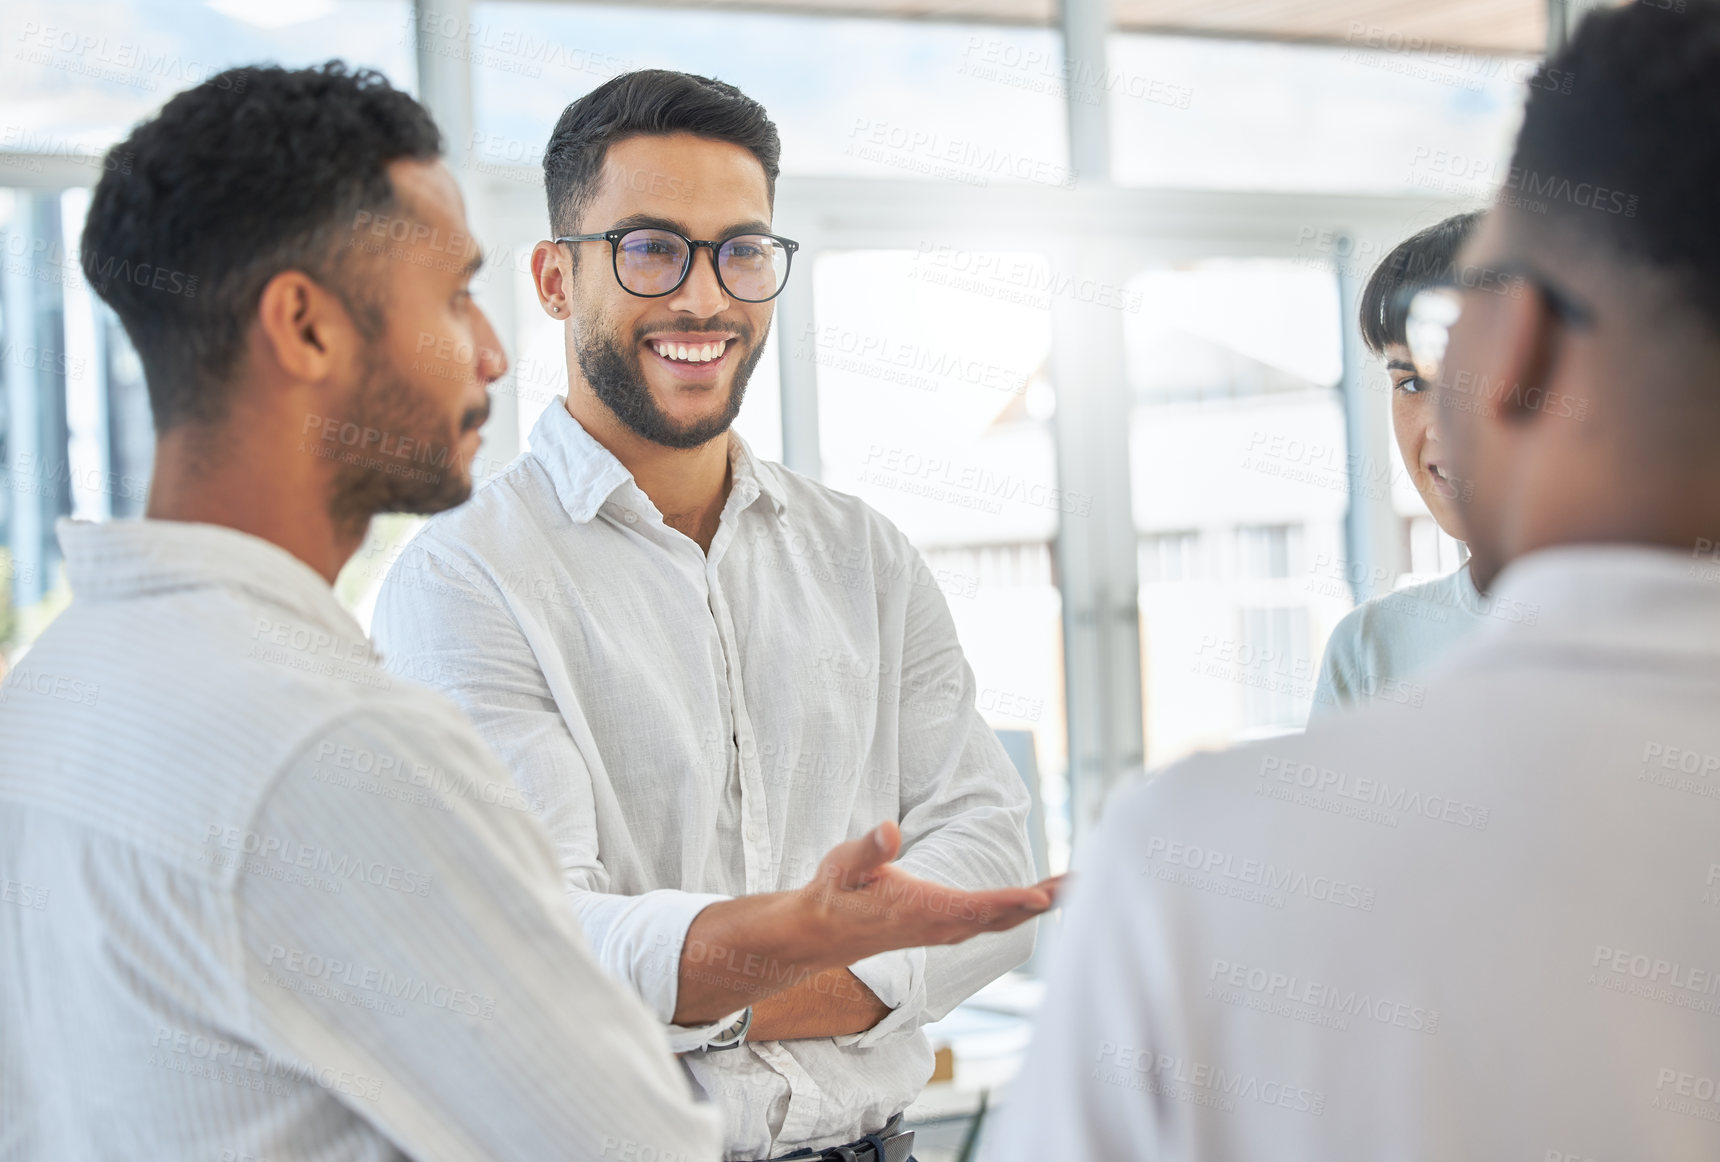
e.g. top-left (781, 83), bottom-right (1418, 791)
top-left (1127, 258), bottom-right (1346, 763)
top-left (0, 2), bottom-right (1553, 835)
top-left (1, 0), bottom-right (414, 147)
top-left (472, 2), bottom-right (1068, 185)
top-left (1108, 31), bottom-right (1527, 192)
top-left (810, 247), bottom-right (1068, 865)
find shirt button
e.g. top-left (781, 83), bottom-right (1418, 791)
top-left (623, 510), bottom-right (638, 524)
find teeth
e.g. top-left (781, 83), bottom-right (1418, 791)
top-left (652, 339), bottom-right (727, 363)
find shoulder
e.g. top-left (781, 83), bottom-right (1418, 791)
top-left (403, 454), bottom-right (564, 575)
top-left (375, 462), bottom-right (561, 617)
top-left (253, 681), bottom-right (528, 834)
top-left (748, 458), bottom-right (924, 583)
top-left (1322, 601), bottom-right (1370, 669)
top-left (754, 458), bottom-right (910, 545)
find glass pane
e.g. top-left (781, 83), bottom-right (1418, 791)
top-left (471, 2), bottom-right (1067, 184)
top-left (0, 185), bottom-right (150, 656)
top-left (0, 0), bottom-right (414, 151)
top-left (1128, 258), bottom-right (1349, 762)
top-left (811, 248), bottom-right (1066, 869)
top-left (1108, 32), bottom-right (1527, 193)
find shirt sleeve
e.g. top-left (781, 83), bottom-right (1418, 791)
top-left (371, 539), bottom-right (732, 1051)
top-left (234, 707), bottom-right (724, 1162)
top-left (862, 541), bottom-right (1039, 1043)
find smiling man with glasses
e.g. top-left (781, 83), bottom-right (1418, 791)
top-left (372, 70), bottom-right (1053, 1162)
top-left (989, 2), bottom-right (1720, 1158)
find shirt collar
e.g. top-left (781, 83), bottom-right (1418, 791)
top-left (56, 518), bottom-right (368, 646)
top-left (528, 397), bottom-right (788, 525)
top-left (1486, 542), bottom-right (1720, 657)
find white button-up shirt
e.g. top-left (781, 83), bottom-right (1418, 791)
top-left (0, 519), bottom-right (721, 1161)
top-left (371, 401), bottom-right (1037, 1159)
top-left (987, 545), bottom-right (1720, 1161)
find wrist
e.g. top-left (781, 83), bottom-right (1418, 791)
top-left (697, 1005), bottom-right (753, 1052)
top-left (765, 885), bottom-right (842, 966)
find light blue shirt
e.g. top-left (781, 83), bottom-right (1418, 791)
top-left (1310, 564), bottom-right (1493, 721)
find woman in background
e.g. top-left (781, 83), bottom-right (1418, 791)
top-left (1311, 211), bottom-right (1485, 720)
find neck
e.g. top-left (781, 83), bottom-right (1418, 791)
top-left (145, 413), bottom-right (362, 585)
top-left (1505, 453), bottom-right (1720, 581)
top-left (564, 393), bottom-right (732, 552)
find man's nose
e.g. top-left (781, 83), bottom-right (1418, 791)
top-left (472, 305), bottom-right (510, 384)
top-left (667, 246), bottom-right (730, 316)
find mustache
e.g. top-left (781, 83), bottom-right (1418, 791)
top-left (632, 318), bottom-right (754, 344)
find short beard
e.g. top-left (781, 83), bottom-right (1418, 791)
top-left (574, 314), bottom-right (767, 450)
top-left (325, 342), bottom-right (488, 538)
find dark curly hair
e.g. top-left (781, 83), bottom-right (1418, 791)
top-left (542, 69), bottom-right (780, 240)
top-left (1511, 0), bottom-right (1720, 334)
top-left (81, 61), bottom-right (441, 430)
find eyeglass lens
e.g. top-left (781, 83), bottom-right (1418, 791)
top-left (1406, 287), bottom-right (1463, 383)
top-left (614, 229), bottom-right (790, 301)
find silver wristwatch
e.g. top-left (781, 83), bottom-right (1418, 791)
top-left (702, 1006), bottom-right (753, 1052)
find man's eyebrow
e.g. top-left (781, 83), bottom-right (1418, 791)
top-left (1387, 359), bottom-right (1417, 372)
top-left (602, 212), bottom-right (774, 238)
top-left (461, 248), bottom-right (485, 280)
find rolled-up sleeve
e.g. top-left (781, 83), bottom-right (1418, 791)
top-left (236, 708), bottom-right (723, 1161)
top-left (372, 541), bottom-right (729, 1045)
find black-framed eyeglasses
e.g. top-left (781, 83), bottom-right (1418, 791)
top-left (1400, 262), bottom-right (1594, 385)
top-left (555, 226), bottom-right (799, 303)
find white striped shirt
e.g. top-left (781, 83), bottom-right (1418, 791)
top-left (0, 518), bottom-right (722, 1161)
top-left (370, 401), bottom-right (1037, 1159)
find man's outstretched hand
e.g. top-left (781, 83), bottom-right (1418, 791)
top-left (672, 821), bottom-right (1061, 1026)
top-left (801, 821), bottom-right (1061, 964)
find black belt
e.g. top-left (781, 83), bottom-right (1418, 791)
top-left (750, 1114), bottom-right (914, 1162)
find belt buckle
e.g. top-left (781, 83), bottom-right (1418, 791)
top-left (818, 1128), bottom-right (913, 1162)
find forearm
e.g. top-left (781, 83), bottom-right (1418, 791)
top-left (748, 970), bottom-right (890, 1041)
top-left (674, 891), bottom-right (842, 1024)
top-left (672, 823), bottom-right (1056, 1026)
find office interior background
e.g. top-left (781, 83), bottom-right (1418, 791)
top-left (0, 0), bottom-right (1602, 1142)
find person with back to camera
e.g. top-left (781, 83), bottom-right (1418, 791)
top-left (985, 2), bottom-right (1720, 1157)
